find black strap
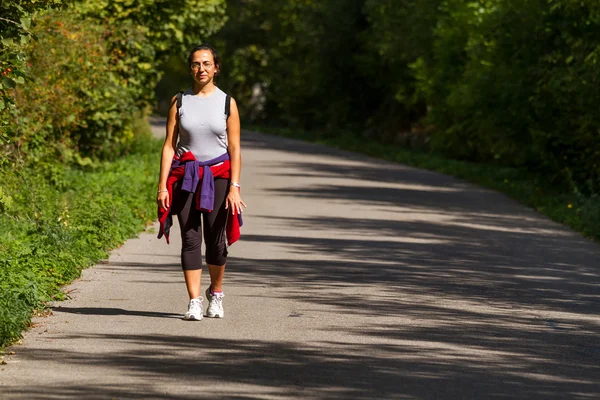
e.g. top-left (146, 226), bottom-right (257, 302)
top-left (225, 95), bottom-right (231, 118)
top-left (176, 91), bottom-right (183, 110)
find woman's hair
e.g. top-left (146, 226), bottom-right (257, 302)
top-left (187, 43), bottom-right (221, 74)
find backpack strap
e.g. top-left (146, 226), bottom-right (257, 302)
top-left (176, 91), bottom-right (183, 111)
top-left (225, 94), bottom-right (231, 119)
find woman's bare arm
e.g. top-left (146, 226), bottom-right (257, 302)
top-left (226, 97), bottom-right (246, 214)
top-left (157, 95), bottom-right (179, 210)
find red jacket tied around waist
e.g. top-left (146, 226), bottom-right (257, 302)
top-left (157, 151), bottom-right (242, 245)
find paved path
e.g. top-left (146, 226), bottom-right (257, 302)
top-left (1, 120), bottom-right (599, 399)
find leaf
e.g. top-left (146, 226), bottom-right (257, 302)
top-left (136, 62), bottom-right (151, 70)
top-left (20, 17), bottom-right (32, 30)
top-left (1, 38), bottom-right (15, 46)
top-left (14, 76), bottom-right (25, 84)
top-left (2, 77), bottom-right (16, 89)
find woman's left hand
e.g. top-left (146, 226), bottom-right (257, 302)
top-left (226, 187), bottom-right (247, 215)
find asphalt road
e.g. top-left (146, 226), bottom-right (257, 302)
top-left (1, 120), bottom-right (599, 399)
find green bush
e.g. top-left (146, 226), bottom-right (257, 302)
top-left (0, 132), bottom-right (161, 349)
top-left (412, 0), bottom-right (600, 193)
top-left (0, 1), bottom-right (64, 113)
top-left (3, 0), bottom-right (227, 165)
top-left (76, 0), bottom-right (227, 59)
top-left (8, 11), bottom-right (153, 163)
top-left (78, 0), bottom-right (228, 118)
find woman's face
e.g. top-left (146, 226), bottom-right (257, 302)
top-left (190, 49), bottom-right (218, 85)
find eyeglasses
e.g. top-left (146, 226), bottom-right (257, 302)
top-left (191, 62), bottom-right (214, 70)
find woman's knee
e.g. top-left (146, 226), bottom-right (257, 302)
top-left (181, 230), bottom-right (202, 251)
top-left (205, 242), bottom-right (227, 265)
top-left (180, 229), bottom-right (203, 270)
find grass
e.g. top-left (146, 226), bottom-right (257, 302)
top-left (248, 125), bottom-right (600, 243)
top-left (0, 132), bottom-right (162, 350)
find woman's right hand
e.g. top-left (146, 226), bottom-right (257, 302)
top-left (157, 190), bottom-right (170, 211)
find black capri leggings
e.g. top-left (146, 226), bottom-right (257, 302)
top-left (172, 178), bottom-right (230, 270)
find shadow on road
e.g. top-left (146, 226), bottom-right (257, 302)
top-left (54, 307), bottom-right (181, 319)
top-left (6, 330), bottom-right (598, 399)
top-left (8, 131), bottom-right (599, 399)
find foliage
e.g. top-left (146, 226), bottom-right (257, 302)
top-left (212, 0), bottom-right (600, 197)
top-left (0, 9), bottom-right (152, 165)
top-left (1, 0), bottom-right (227, 165)
top-left (153, 54), bottom-right (191, 116)
top-left (0, 132), bottom-right (161, 349)
top-left (212, 0), bottom-right (370, 131)
top-left (76, 0), bottom-right (227, 59)
top-left (8, 11), bottom-right (151, 162)
top-left (0, 0), bottom-right (65, 139)
top-left (414, 0), bottom-right (600, 194)
top-left (360, 0), bottom-right (441, 139)
top-left (76, 0), bottom-right (227, 111)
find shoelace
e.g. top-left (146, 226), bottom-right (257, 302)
top-left (210, 296), bottom-right (223, 308)
top-left (189, 298), bottom-right (202, 310)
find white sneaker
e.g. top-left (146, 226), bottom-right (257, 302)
top-left (205, 288), bottom-right (224, 318)
top-left (183, 297), bottom-right (203, 320)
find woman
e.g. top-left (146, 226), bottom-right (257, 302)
top-left (157, 44), bottom-right (246, 321)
